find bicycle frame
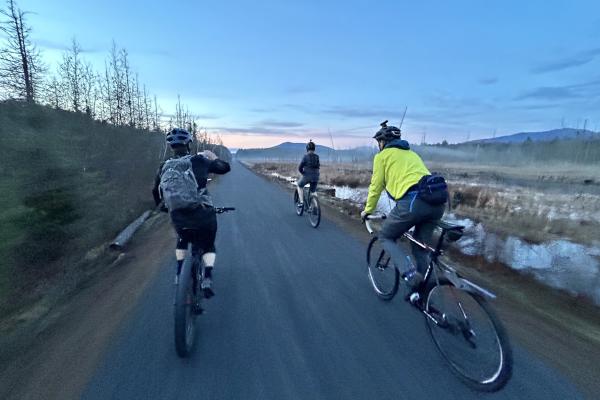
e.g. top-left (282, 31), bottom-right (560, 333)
top-left (365, 215), bottom-right (496, 302)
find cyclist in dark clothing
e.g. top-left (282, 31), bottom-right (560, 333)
top-left (296, 140), bottom-right (320, 205)
top-left (152, 128), bottom-right (230, 297)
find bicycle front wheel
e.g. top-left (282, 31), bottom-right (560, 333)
top-left (308, 195), bottom-right (321, 228)
top-left (294, 190), bottom-right (304, 216)
top-left (174, 256), bottom-right (196, 358)
top-left (366, 236), bottom-right (399, 300)
top-left (425, 284), bottom-right (512, 391)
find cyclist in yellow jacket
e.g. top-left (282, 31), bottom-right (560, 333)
top-left (361, 121), bottom-right (445, 292)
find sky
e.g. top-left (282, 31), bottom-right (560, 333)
top-left (15, 0), bottom-right (600, 148)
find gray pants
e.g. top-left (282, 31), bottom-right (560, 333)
top-left (379, 193), bottom-right (445, 275)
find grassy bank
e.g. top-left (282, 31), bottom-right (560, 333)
top-left (0, 100), bottom-right (165, 316)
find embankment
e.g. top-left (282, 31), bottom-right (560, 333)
top-left (0, 100), bottom-right (165, 319)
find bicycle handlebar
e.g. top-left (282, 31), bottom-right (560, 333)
top-left (364, 214), bottom-right (386, 235)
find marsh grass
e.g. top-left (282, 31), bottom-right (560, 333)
top-left (249, 160), bottom-right (600, 246)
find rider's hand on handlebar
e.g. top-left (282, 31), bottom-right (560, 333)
top-left (199, 150), bottom-right (218, 161)
top-left (360, 210), bottom-right (370, 222)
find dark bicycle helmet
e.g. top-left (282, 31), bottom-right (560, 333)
top-left (166, 128), bottom-right (192, 146)
top-left (373, 120), bottom-right (401, 141)
top-left (306, 140), bottom-right (316, 151)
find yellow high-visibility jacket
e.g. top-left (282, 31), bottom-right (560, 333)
top-left (364, 140), bottom-right (430, 214)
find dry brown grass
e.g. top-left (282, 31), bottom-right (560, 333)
top-left (449, 184), bottom-right (600, 245)
top-left (249, 161), bottom-right (600, 246)
top-left (250, 162), bottom-right (373, 188)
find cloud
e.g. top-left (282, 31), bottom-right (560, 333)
top-left (284, 85), bottom-right (317, 94)
top-left (249, 107), bottom-right (276, 113)
top-left (479, 77), bottom-right (498, 85)
top-left (259, 119), bottom-right (304, 128)
top-left (532, 48), bottom-right (600, 74)
top-left (516, 86), bottom-right (579, 100)
top-left (516, 78), bottom-right (600, 101)
top-left (34, 38), bottom-right (104, 53)
top-left (163, 112), bottom-right (220, 120)
top-left (208, 125), bottom-right (306, 137)
top-left (322, 106), bottom-right (401, 118)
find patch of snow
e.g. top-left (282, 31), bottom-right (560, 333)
top-left (445, 214), bottom-right (600, 304)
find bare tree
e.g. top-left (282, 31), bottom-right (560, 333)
top-left (58, 37), bottom-right (86, 112)
top-left (44, 74), bottom-right (64, 109)
top-left (109, 41), bottom-right (125, 125)
top-left (101, 60), bottom-right (113, 122)
top-left (120, 48), bottom-right (134, 125)
top-left (0, 0), bottom-right (45, 101)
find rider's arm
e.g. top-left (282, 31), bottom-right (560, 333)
top-left (208, 159), bottom-right (231, 175)
top-left (298, 155), bottom-right (306, 174)
top-left (364, 153), bottom-right (385, 214)
top-left (151, 163), bottom-right (164, 206)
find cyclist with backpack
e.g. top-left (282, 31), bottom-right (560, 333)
top-left (360, 121), bottom-right (448, 293)
top-left (296, 140), bottom-right (320, 206)
top-left (152, 128), bottom-right (231, 298)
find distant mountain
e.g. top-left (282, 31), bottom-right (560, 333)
top-left (236, 142), bottom-right (375, 161)
top-left (471, 128), bottom-right (599, 144)
top-left (271, 142), bottom-right (335, 152)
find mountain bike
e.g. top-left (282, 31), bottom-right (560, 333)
top-left (364, 215), bottom-right (513, 391)
top-left (174, 207), bottom-right (235, 358)
top-left (294, 184), bottom-right (321, 228)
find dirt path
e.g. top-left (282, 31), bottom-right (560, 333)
top-left (0, 213), bottom-right (175, 400)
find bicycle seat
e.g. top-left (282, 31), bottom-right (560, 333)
top-left (435, 220), bottom-right (465, 242)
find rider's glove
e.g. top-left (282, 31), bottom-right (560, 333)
top-left (360, 210), bottom-right (370, 221)
top-left (199, 150), bottom-right (218, 160)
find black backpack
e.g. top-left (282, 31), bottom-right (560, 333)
top-left (417, 174), bottom-right (448, 205)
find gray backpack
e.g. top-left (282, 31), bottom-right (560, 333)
top-left (159, 155), bottom-right (212, 211)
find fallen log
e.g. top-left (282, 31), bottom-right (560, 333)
top-left (109, 210), bottom-right (152, 251)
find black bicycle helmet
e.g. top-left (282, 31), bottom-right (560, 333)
top-left (306, 140), bottom-right (316, 151)
top-left (373, 120), bottom-right (401, 141)
top-left (166, 128), bottom-right (193, 146)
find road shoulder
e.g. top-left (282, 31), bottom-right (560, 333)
top-left (0, 214), bottom-right (174, 400)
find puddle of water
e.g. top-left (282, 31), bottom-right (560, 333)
top-left (446, 214), bottom-right (600, 304)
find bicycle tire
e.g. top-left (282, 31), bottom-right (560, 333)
top-left (174, 255), bottom-right (196, 358)
top-left (425, 284), bottom-right (512, 391)
top-left (294, 191), bottom-right (304, 216)
top-left (308, 195), bottom-right (321, 228)
top-left (366, 236), bottom-right (399, 300)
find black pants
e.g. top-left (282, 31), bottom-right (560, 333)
top-left (171, 207), bottom-right (218, 254)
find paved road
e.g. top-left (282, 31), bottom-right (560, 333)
top-left (82, 162), bottom-right (583, 400)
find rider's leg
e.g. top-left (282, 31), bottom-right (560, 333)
top-left (197, 213), bottom-right (218, 297)
top-left (379, 194), bottom-right (419, 275)
top-left (297, 176), bottom-right (307, 204)
top-left (175, 237), bottom-right (188, 274)
top-left (296, 185), bottom-right (304, 204)
top-left (411, 204), bottom-right (444, 274)
top-left (201, 252), bottom-right (216, 277)
top-left (412, 221), bottom-right (437, 274)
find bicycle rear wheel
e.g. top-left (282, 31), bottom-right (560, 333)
top-left (308, 195), bottom-right (321, 228)
top-left (366, 236), bottom-right (399, 300)
top-left (425, 284), bottom-right (512, 391)
top-left (174, 255), bottom-right (197, 358)
top-left (294, 191), bottom-right (304, 216)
